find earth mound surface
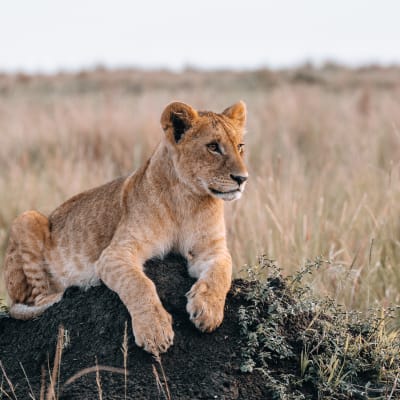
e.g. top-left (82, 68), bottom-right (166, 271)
top-left (0, 255), bottom-right (268, 400)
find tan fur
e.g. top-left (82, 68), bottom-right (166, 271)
top-left (3, 101), bottom-right (248, 355)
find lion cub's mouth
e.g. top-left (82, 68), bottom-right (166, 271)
top-left (208, 187), bottom-right (243, 201)
top-left (209, 188), bottom-right (240, 195)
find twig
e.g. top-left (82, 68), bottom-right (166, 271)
top-left (152, 356), bottom-right (171, 400)
top-left (95, 357), bottom-right (102, 400)
top-left (19, 361), bottom-right (36, 400)
top-left (40, 366), bottom-right (46, 400)
top-left (46, 325), bottom-right (65, 400)
top-left (0, 361), bottom-right (17, 400)
top-left (121, 321), bottom-right (128, 400)
top-left (388, 372), bottom-right (400, 399)
top-left (63, 365), bottom-right (128, 387)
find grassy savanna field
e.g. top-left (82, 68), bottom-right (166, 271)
top-left (0, 65), bottom-right (400, 315)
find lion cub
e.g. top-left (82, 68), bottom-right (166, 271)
top-left (3, 101), bottom-right (248, 355)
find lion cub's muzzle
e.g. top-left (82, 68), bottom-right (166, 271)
top-left (209, 173), bottom-right (248, 201)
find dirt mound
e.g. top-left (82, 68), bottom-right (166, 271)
top-left (0, 255), bottom-right (268, 400)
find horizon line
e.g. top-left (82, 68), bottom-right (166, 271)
top-left (1, 59), bottom-right (400, 77)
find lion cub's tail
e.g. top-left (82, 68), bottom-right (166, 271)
top-left (9, 302), bottom-right (56, 320)
top-left (9, 292), bottom-right (63, 320)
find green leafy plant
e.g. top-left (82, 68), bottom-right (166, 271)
top-left (238, 256), bottom-right (400, 399)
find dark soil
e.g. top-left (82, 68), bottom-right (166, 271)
top-left (0, 255), bottom-right (269, 400)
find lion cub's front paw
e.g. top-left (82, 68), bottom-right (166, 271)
top-left (186, 280), bottom-right (225, 333)
top-left (131, 302), bottom-right (174, 355)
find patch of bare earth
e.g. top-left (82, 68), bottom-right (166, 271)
top-left (0, 255), bottom-right (269, 400)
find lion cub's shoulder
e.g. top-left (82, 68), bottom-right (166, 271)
top-left (49, 176), bottom-right (126, 233)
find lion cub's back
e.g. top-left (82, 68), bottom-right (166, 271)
top-left (48, 176), bottom-right (126, 264)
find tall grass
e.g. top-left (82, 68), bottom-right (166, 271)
top-left (0, 66), bottom-right (400, 311)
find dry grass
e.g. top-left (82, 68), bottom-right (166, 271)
top-left (0, 65), bottom-right (400, 312)
top-left (46, 326), bottom-right (65, 400)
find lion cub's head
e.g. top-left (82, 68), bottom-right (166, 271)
top-left (161, 101), bottom-right (248, 201)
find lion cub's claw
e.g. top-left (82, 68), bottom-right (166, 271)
top-left (132, 303), bottom-right (174, 355)
top-left (186, 280), bottom-right (224, 333)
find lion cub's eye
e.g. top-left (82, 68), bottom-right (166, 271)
top-left (238, 143), bottom-right (245, 153)
top-left (207, 142), bottom-right (222, 154)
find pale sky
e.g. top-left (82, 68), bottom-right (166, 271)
top-left (1, 0), bottom-right (399, 73)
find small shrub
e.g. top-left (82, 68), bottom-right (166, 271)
top-left (238, 255), bottom-right (400, 399)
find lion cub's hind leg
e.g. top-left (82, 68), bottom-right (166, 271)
top-left (4, 211), bottom-right (62, 320)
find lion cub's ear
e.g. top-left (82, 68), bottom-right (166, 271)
top-left (161, 102), bottom-right (198, 143)
top-left (222, 101), bottom-right (247, 129)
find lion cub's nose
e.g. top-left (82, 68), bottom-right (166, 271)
top-left (230, 174), bottom-right (248, 185)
